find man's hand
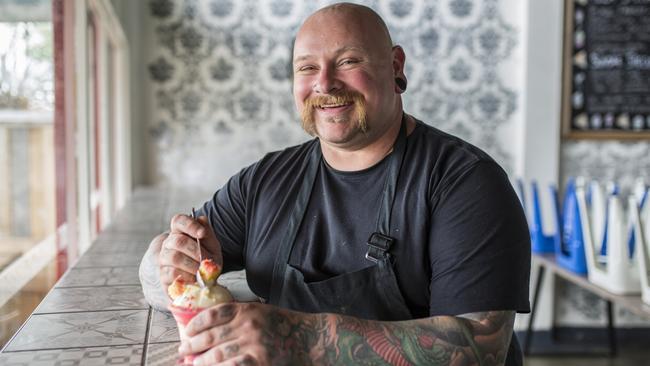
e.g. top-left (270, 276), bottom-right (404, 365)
top-left (159, 214), bottom-right (223, 292)
top-left (179, 302), bottom-right (322, 365)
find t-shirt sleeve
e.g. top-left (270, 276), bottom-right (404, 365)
top-left (198, 165), bottom-right (256, 273)
top-left (428, 160), bottom-right (531, 316)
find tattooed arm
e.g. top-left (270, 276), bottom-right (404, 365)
top-left (308, 310), bottom-right (514, 366)
top-left (310, 310), bottom-right (515, 366)
top-left (180, 302), bottom-right (515, 366)
top-left (139, 232), bottom-right (171, 311)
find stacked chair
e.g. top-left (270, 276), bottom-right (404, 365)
top-left (520, 177), bottom-right (650, 303)
top-left (575, 179), bottom-right (643, 294)
top-left (629, 185), bottom-right (650, 304)
top-left (521, 180), bottom-right (555, 253)
top-left (553, 179), bottom-right (588, 275)
top-left (520, 179), bottom-right (587, 273)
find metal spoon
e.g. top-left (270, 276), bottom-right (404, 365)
top-left (191, 208), bottom-right (206, 288)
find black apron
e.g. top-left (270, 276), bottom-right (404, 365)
top-left (265, 117), bottom-right (523, 366)
top-left (268, 117), bottom-right (412, 321)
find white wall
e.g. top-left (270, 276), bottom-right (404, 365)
top-left (516, 0), bottom-right (564, 331)
top-left (110, 0), bottom-right (148, 187)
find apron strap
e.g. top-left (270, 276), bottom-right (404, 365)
top-left (269, 140), bottom-right (321, 304)
top-left (365, 232), bottom-right (395, 263)
top-left (366, 115), bottom-right (408, 262)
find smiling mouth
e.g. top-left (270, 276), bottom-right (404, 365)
top-left (317, 102), bottom-right (353, 109)
top-left (300, 91), bottom-right (368, 135)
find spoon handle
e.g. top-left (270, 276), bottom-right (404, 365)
top-left (191, 208), bottom-right (205, 287)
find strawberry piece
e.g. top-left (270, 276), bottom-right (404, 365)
top-left (167, 275), bottom-right (187, 300)
top-left (199, 259), bottom-right (222, 283)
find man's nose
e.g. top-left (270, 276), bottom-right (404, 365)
top-left (313, 66), bottom-right (341, 94)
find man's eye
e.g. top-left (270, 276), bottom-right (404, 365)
top-left (297, 65), bottom-right (316, 72)
top-left (340, 59), bottom-right (358, 66)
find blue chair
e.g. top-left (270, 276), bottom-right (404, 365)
top-left (627, 181), bottom-right (649, 260)
top-left (553, 178), bottom-right (588, 274)
top-left (529, 181), bottom-right (555, 253)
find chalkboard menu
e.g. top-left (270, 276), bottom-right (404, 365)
top-left (562, 0), bottom-right (650, 139)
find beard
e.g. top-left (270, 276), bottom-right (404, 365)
top-left (299, 90), bottom-right (368, 137)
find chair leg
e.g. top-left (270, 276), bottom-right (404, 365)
top-left (606, 300), bottom-right (617, 357)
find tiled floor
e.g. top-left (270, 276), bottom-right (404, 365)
top-left (145, 342), bottom-right (181, 366)
top-left (0, 345), bottom-right (144, 365)
top-left (73, 250), bottom-right (150, 268)
top-left (4, 310), bottom-right (150, 351)
top-left (34, 285), bottom-right (148, 313)
top-left (148, 309), bottom-right (180, 344)
top-left (526, 350), bottom-right (650, 366)
top-left (520, 331), bottom-right (650, 366)
top-left (56, 266), bottom-right (141, 288)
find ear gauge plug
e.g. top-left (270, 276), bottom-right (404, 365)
top-left (395, 77), bottom-right (407, 93)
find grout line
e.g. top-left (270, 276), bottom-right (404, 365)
top-left (141, 306), bottom-right (153, 365)
top-left (146, 340), bottom-right (180, 345)
top-left (53, 284), bottom-right (142, 289)
top-left (73, 265), bottom-right (143, 269)
top-left (3, 342), bottom-right (146, 353)
top-left (32, 308), bottom-right (150, 316)
top-left (55, 283), bottom-right (142, 289)
top-left (65, 265), bottom-right (141, 269)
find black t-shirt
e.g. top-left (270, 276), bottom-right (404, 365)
top-left (199, 120), bottom-right (531, 318)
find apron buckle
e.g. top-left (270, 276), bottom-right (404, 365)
top-left (365, 232), bottom-right (394, 263)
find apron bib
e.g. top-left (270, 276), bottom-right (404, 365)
top-left (268, 116), bottom-right (412, 321)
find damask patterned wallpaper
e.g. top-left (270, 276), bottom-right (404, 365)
top-left (562, 141), bottom-right (650, 193)
top-left (145, 0), bottom-right (523, 188)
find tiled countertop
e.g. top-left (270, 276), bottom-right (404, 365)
top-left (0, 187), bottom-right (246, 365)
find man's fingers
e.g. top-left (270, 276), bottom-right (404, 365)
top-left (212, 354), bottom-right (258, 366)
top-left (190, 340), bottom-right (250, 366)
top-left (196, 216), bottom-right (213, 240)
top-left (170, 213), bottom-right (206, 238)
top-left (162, 233), bottom-right (200, 260)
top-left (160, 266), bottom-right (194, 287)
top-left (159, 248), bottom-right (199, 273)
top-left (196, 215), bottom-right (224, 264)
top-left (180, 326), bottom-right (236, 356)
top-left (187, 303), bottom-right (238, 336)
top-left (192, 345), bottom-right (224, 365)
top-left (197, 215), bottom-right (209, 227)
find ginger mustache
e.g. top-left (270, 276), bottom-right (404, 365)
top-left (300, 90), bottom-right (368, 135)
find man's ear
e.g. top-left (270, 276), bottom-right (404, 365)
top-left (392, 45), bottom-right (407, 94)
top-left (395, 77), bottom-right (407, 93)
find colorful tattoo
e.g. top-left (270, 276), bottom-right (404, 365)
top-left (261, 308), bottom-right (514, 366)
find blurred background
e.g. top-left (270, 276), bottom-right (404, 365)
top-left (0, 0), bottom-right (649, 363)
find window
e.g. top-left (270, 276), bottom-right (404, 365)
top-left (0, 1), bottom-right (57, 346)
top-left (0, 0), bottom-right (131, 347)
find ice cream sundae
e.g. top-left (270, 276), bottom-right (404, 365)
top-left (168, 258), bottom-right (233, 364)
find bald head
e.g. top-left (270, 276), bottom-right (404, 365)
top-left (295, 3), bottom-right (394, 58)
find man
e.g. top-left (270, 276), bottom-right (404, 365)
top-left (139, 3), bottom-right (530, 365)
